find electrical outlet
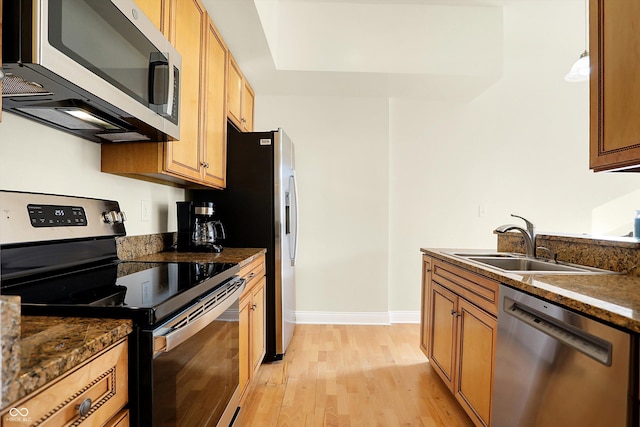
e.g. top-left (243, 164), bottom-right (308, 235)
top-left (478, 204), bottom-right (488, 218)
top-left (141, 200), bottom-right (150, 222)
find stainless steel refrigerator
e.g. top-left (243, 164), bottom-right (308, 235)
top-left (191, 126), bottom-right (298, 360)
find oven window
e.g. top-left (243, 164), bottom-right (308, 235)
top-left (47, 0), bottom-right (166, 107)
top-left (152, 302), bottom-right (239, 426)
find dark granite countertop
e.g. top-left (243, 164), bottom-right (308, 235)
top-left (1, 316), bottom-right (132, 409)
top-left (421, 248), bottom-right (640, 333)
top-left (132, 247), bottom-right (266, 266)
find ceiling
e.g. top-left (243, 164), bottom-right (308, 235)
top-left (203, 0), bottom-right (581, 100)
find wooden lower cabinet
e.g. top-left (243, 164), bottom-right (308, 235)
top-left (1, 339), bottom-right (128, 427)
top-left (419, 256), bottom-right (433, 358)
top-left (423, 256), bottom-right (498, 427)
top-left (238, 254), bottom-right (267, 401)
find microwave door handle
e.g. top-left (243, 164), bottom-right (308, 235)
top-left (165, 51), bottom-right (176, 117)
top-left (148, 52), bottom-right (168, 106)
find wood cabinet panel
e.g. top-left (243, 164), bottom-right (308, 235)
top-left (135, 0), bottom-right (165, 32)
top-left (419, 256), bottom-right (432, 358)
top-left (164, 0), bottom-right (205, 181)
top-left (429, 282), bottom-right (457, 391)
top-left (227, 55), bottom-right (254, 132)
top-left (238, 254), bottom-right (266, 402)
top-left (590, 0), bottom-right (640, 171)
top-left (250, 277), bottom-right (266, 374)
top-left (202, 18), bottom-right (228, 187)
top-left (102, 1), bottom-right (229, 189)
top-left (227, 59), bottom-right (243, 126)
top-left (1, 340), bottom-right (128, 427)
top-left (422, 257), bottom-right (497, 427)
top-left (238, 291), bottom-right (251, 402)
top-left (456, 299), bottom-right (495, 427)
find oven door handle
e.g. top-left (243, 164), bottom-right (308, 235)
top-left (152, 279), bottom-right (245, 356)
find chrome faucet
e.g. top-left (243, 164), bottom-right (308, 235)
top-left (494, 214), bottom-right (536, 258)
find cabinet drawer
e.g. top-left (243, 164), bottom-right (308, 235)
top-left (239, 254), bottom-right (265, 293)
top-left (432, 259), bottom-right (499, 316)
top-left (2, 340), bottom-right (128, 427)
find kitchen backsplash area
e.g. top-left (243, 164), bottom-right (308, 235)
top-left (115, 233), bottom-right (176, 260)
top-left (497, 232), bottom-right (640, 276)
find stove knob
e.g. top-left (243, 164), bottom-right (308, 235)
top-left (103, 211), bottom-right (127, 224)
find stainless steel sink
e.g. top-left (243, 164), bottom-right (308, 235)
top-left (447, 252), bottom-right (613, 274)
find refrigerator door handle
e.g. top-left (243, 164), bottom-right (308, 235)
top-left (289, 171), bottom-right (299, 266)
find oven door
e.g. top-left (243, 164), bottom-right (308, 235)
top-left (144, 277), bottom-right (245, 427)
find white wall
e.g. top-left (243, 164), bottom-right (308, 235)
top-left (255, 1), bottom-right (640, 319)
top-left (255, 96), bottom-right (391, 319)
top-left (0, 113), bottom-right (185, 236)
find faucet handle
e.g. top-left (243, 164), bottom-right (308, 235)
top-left (510, 214), bottom-right (535, 234)
top-left (536, 246), bottom-right (558, 263)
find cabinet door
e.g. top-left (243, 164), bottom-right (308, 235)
top-left (429, 282), bottom-right (457, 392)
top-left (227, 57), bottom-right (243, 127)
top-left (202, 17), bottom-right (227, 187)
top-left (238, 292), bottom-right (251, 400)
top-left (420, 256), bottom-right (432, 358)
top-left (251, 277), bottom-right (266, 374)
top-left (590, 0), bottom-right (640, 171)
top-left (455, 299), bottom-right (496, 427)
top-left (241, 80), bottom-right (255, 132)
top-left (164, 0), bottom-right (206, 181)
top-left (134, 0), bottom-right (165, 32)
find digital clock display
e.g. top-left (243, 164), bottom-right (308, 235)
top-left (28, 204), bottom-right (87, 227)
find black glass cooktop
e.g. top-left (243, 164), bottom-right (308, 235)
top-left (1, 261), bottom-right (240, 325)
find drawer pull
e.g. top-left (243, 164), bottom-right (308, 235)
top-left (76, 398), bottom-right (92, 417)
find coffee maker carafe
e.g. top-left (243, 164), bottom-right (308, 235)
top-left (177, 201), bottom-right (226, 252)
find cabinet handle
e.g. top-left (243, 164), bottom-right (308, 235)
top-left (450, 309), bottom-right (460, 318)
top-left (200, 162), bottom-right (209, 168)
top-left (248, 272), bottom-right (255, 279)
top-left (76, 398), bottom-right (93, 417)
top-left (251, 303), bottom-right (257, 311)
top-left (241, 117), bottom-right (246, 123)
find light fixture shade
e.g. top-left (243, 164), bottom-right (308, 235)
top-left (565, 51), bottom-right (590, 82)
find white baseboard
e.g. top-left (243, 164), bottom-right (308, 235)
top-left (294, 311), bottom-right (420, 325)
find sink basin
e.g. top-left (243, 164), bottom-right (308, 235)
top-left (466, 256), bottom-right (588, 272)
top-left (446, 252), bottom-right (613, 274)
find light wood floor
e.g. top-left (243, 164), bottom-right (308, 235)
top-left (234, 324), bottom-right (474, 427)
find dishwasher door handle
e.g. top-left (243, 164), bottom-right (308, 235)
top-left (504, 296), bottom-right (613, 366)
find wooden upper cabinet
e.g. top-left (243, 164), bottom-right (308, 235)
top-left (135, 0), bottom-right (166, 32)
top-left (102, 0), bottom-right (229, 189)
top-left (227, 54), bottom-right (255, 132)
top-left (202, 18), bottom-right (228, 188)
top-left (590, 0), bottom-right (640, 171)
top-left (163, 0), bottom-right (206, 182)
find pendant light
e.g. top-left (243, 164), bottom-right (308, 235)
top-left (565, 0), bottom-right (590, 82)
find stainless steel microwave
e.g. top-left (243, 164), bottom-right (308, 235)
top-left (1, 0), bottom-right (181, 143)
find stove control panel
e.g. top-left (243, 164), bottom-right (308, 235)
top-left (0, 190), bottom-right (126, 245)
top-left (28, 204), bottom-right (88, 227)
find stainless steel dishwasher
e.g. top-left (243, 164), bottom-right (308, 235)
top-left (492, 285), bottom-right (633, 427)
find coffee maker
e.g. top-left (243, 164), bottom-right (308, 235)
top-left (176, 201), bottom-right (226, 252)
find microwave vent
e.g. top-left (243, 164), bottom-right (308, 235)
top-left (2, 74), bottom-right (53, 97)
